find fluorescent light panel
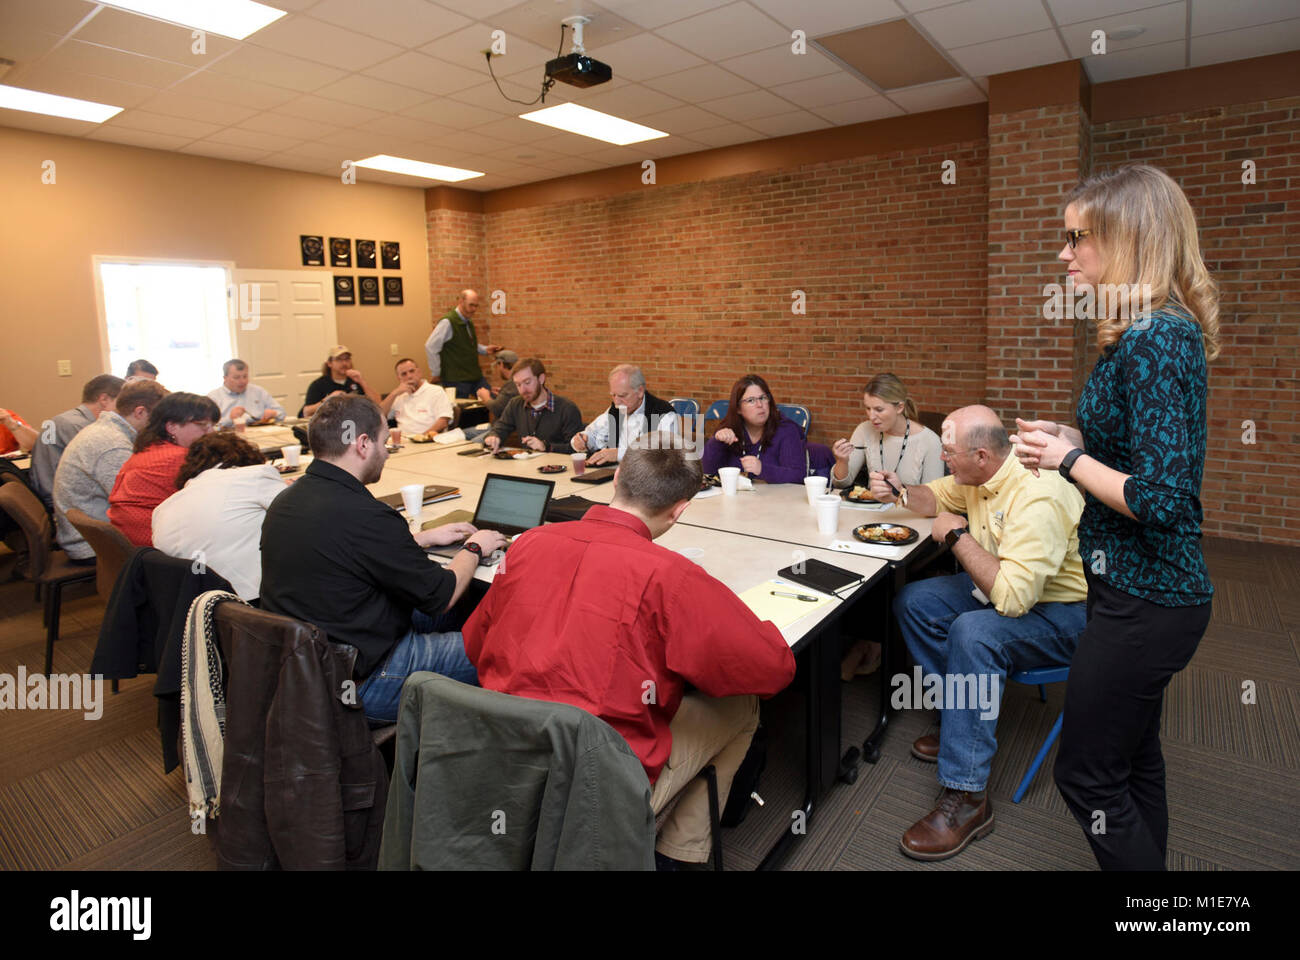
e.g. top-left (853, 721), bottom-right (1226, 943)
top-left (353, 155), bottom-right (484, 183)
top-left (0, 84), bottom-right (122, 123)
top-left (101, 0), bottom-right (286, 41)
top-left (519, 103), bottom-right (668, 146)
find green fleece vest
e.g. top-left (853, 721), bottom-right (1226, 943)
top-left (440, 308), bottom-right (482, 383)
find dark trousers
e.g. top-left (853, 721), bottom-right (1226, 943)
top-left (444, 377), bottom-right (489, 400)
top-left (1053, 571), bottom-right (1211, 870)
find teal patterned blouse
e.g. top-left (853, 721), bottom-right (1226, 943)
top-left (1076, 305), bottom-right (1214, 606)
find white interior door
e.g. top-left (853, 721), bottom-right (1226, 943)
top-left (231, 270), bottom-right (337, 417)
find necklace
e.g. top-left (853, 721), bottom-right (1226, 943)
top-left (879, 419), bottom-right (910, 474)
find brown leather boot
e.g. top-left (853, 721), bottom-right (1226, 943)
top-left (910, 733), bottom-right (940, 762)
top-left (900, 788), bottom-right (994, 861)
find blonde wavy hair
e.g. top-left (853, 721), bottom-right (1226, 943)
top-left (1064, 164), bottom-right (1220, 361)
top-left (863, 373), bottom-right (919, 422)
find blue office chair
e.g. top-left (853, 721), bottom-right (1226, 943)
top-left (1009, 665), bottom-right (1070, 803)
top-left (804, 442), bottom-right (835, 480)
top-left (669, 398), bottom-right (699, 419)
top-left (703, 400), bottom-right (729, 423)
top-left (777, 404), bottom-right (811, 437)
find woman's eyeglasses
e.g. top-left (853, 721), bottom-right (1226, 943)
top-left (1065, 228), bottom-right (1093, 249)
top-left (740, 395), bottom-right (770, 406)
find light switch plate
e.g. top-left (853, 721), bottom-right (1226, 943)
top-left (57, 360), bottom-right (72, 376)
top-left (390, 343), bottom-right (398, 355)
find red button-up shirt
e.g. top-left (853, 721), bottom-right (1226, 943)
top-left (108, 442), bottom-right (187, 546)
top-left (464, 504), bottom-right (796, 783)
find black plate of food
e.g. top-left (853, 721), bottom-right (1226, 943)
top-left (493, 451), bottom-right (517, 460)
top-left (538, 463), bottom-right (566, 474)
top-left (853, 523), bottom-right (918, 545)
top-left (700, 474), bottom-right (721, 489)
top-left (842, 484), bottom-right (883, 505)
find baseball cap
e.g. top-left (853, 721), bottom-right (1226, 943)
top-left (327, 345), bottom-right (352, 360)
top-left (495, 349), bottom-right (518, 366)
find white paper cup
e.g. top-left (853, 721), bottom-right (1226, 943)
top-left (718, 466), bottom-right (740, 495)
top-left (400, 483), bottom-right (424, 517)
top-left (283, 444), bottom-right (301, 467)
top-left (804, 475), bottom-right (828, 504)
top-left (815, 495), bottom-right (841, 534)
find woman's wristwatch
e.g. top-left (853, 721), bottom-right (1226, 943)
top-left (1059, 448), bottom-right (1086, 483)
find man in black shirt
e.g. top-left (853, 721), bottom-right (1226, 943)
top-left (299, 345), bottom-right (379, 418)
top-left (260, 395), bottom-right (506, 722)
top-left (483, 358), bottom-right (583, 454)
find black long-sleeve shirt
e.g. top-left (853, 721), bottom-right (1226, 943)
top-left (260, 458), bottom-right (455, 678)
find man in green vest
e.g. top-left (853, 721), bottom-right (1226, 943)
top-left (425, 289), bottom-right (501, 404)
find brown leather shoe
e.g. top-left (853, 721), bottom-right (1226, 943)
top-left (910, 733), bottom-right (940, 762)
top-left (899, 788), bottom-right (994, 861)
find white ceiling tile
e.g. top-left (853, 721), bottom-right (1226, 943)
top-left (0, 108), bottom-right (99, 137)
top-left (312, 74), bottom-right (431, 112)
top-left (946, 29), bottom-right (1068, 77)
top-left (205, 126), bottom-right (304, 153)
top-left (400, 97), bottom-right (508, 128)
top-left (180, 140), bottom-right (274, 162)
top-left (0, 0), bottom-right (96, 37)
top-left (687, 122), bottom-right (764, 146)
top-left (446, 79), bottom-right (542, 114)
top-left (307, 0), bottom-right (473, 47)
top-left (642, 63), bottom-right (758, 100)
top-left (645, 136), bottom-right (709, 157)
top-left (205, 44), bottom-right (348, 92)
top-left (72, 7), bottom-right (239, 66)
top-left (770, 72), bottom-right (879, 108)
top-left (237, 111), bottom-right (339, 140)
top-left (1060, 2), bottom-right (1186, 60)
top-left (488, 2), bottom-right (644, 52)
top-left (654, 2), bottom-right (793, 61)
top-left (398, 141), bottom-right (496, 168)
top-left (886, 77), bottom-right (985, 113)
top-left (813, 96), bottom-right (905, 124)
top-left (255, 154), bottom-right (337, 176)
top-left (315, 128), bottom-right (411, 154)
top-left (2, 66), bottom-right (157, 109)
top-left (719, 44), bottom-right (840, 86)
top-left (0, 29), bottom-right (65, 63)
top-left (577, 83), bottom-right (685, 118)
top-left (596, 0), bottom-right (732, 31)
top-left (918, 0), bottom-right (1054, 49)
top-left (745, 109), bottom-right (834, 136)
top-left (637, 103), bottom-right (734, 134)
top-left (281, 140), bottom-right (354, 162)
top-left (748, 0), bottom-right (905, 35)
top-left (466, 115), bottom-right (560, 144)
top-left (138, 90), bottom-right (260, 125)
top-left (896, 0), bottom-right (965, 11)
top-left (102, 109), bottom-right (224, 140)
top-left (428, 0), bottom-right (522, 20)
top-left (1192, 0), bottom-right (1300, 35)
top-left (1082, 38), bottom-right (1186, 81)
top-left (532, 154), bottom-right (615, 174)
top-left (586, 32), bottom-right (706, 81)
top-left (87, 126), bottom-right (197, 150)
top-left (698, 88), bottom-right (797, 121)
top-left (172, 71), bottom-right (301, 109)
top-left (1046, 0), bottom-right (1177, 28)
top-left (276, 94), bottom-right (388, 126)
top-left (247, 15), bottom-right (405, 72)
top-left (361, 51), bottom-right (485, 95)
top-left (419, 24), bottom-right (556, 72)
top-left (1190, 19), bottom-right (1300, 67)
top-left (532, 132), bottom-right (620, 156)
top-left (358, 114), bottom-right (457, 140)
top-left (38, 40), bottom-right (194, 87)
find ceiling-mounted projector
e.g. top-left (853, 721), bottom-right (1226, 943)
top-left (545, 16), bottom-right (611, 89)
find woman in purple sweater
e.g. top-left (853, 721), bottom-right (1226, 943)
top-left (701, 375), bottom-right (807, 484)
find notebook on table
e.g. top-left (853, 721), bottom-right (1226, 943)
top-left (571, 467), bottom-right (616, 485)
top-left (775, 558), bottom-right (864, 597)
top-left (377, 484), bottom-right (459, 512)
top-left (425, 473), bottom-right (556, 559)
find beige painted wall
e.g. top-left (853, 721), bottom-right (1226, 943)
top-left (0, 125), bottom-right (435, 426)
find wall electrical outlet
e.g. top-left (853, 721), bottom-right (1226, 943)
top-left (390, 343), bottom-right (399, 355)
top-left (57, 360), bottom-right (72, 376)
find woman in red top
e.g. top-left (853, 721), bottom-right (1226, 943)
top-left (109, 392), bottom-right (218, 546)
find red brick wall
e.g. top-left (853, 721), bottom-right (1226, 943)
top-left (471, 140), bottom-right (988, 448)
top-left (426, 207), bottom-right (494, 376)
top-left (1092, 96), bottom-right (1300, 542)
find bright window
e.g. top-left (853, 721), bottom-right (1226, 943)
top-left (98, 261), bottom-right (233, 394)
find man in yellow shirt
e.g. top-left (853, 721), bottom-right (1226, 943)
top-left (869, 405), bottom-right (1087, 862)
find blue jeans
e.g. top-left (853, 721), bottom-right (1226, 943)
top-left (894, 572), bottom-right (1086, 792)
top-left (358, 610), bottom-right (478, 723)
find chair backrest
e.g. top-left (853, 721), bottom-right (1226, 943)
top-left (0, 480), bottom-right (52, 580)
top-left (703, 399), bottom-right (729, 422)
top-left (918, 410), bottom-right (946, 436)
top-left (669, 398), bottom-right (699, 419)
top-left (777, 403), bottom-right (811, 437)
top-left (804, 441), bottom-right (835, 479)
top-left (66, 508), bottom-right (135, 598)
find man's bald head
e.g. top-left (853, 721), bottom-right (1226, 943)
top-left (945, 405), bottom-right (1011, 456)
top-left (458, 289), bottom-right (479, 305)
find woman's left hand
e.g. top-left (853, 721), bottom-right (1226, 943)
top-left (740, 455), bottom-right (762, 476)
top-left (1010, 424), bottom-right (1075, 475)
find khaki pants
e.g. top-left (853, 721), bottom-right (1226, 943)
top-left (650, 693), bottom-right (758, 862)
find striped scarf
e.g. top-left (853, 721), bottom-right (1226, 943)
top-left (181, 590), bottom-right (242, 820)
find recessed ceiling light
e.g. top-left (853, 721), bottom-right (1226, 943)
top-left (100, 0), bottom-right (287, 41)
top-left (0, 84), bottom-right (122, 123)
top-left (519, 103), bottom-right (667, 146)
top-left (353, 154), bottom-right (484, 182)
top-left (1109, 25), bottom-right (1147, 42)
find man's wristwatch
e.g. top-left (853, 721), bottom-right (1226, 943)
top-left (1059, 448), bottom-right (1086, 483)
top-left (459, 542), bottom-right (483, 559)
top-left (945, 527), bottom-right (968, 548)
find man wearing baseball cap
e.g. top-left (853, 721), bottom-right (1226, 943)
top-left (300, 346), bottom-right (378, 418)
top-left (484, 348), bottom-right (519, 420)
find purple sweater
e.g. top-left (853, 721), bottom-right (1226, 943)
top-left (701, 418), bottom-right (806, 484)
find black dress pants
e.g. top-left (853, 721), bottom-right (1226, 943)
top-left (1054, 571), bottom-right (1211, 870)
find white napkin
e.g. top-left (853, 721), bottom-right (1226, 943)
top-left (827, 538), bottom-right (909, 560)
top-left (434, 428), bottom-right (466, 444)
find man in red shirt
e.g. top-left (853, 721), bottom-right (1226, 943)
top-left (464, 444), bottom-right (796, 865)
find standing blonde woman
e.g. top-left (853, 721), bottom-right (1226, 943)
top-left (1012, 164), bottom-right (1218, 871)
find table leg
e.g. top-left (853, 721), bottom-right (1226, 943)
top-left (859, 561), bottom-right (906, 763)
top-left (757, 634), bottom-right (822, 870)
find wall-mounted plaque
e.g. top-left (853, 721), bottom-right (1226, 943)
top-left (381, 241), bottom-right (400, 270)
top-left (334, 275), bottom-right (355, 305)
top-left (358, 275), bottom-right (380, 305)
top-left (356, 239), bottom-right (376, 268)
top-left (383, 277), bottom-right (404, 305)
top-left (300, 235), bottom-right (324, 266)
top-left (329, 237), bottom-right (351, 267)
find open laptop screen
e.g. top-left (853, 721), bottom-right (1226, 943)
top-left (474, 474), bottom-right (553, 534)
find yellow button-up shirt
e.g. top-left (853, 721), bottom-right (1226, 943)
top-left (926, 452), bottom-right (1087, 617)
